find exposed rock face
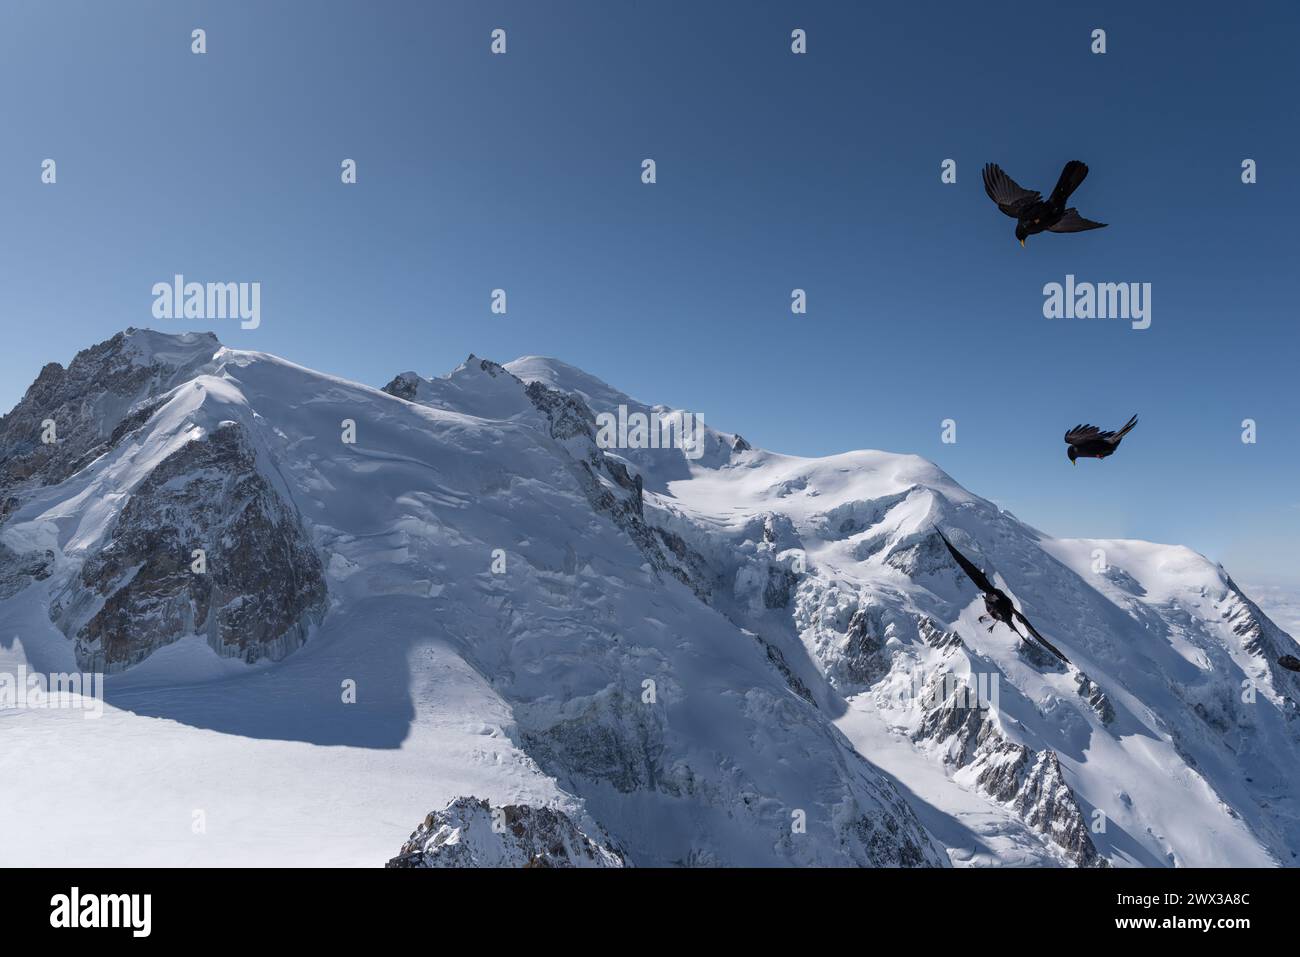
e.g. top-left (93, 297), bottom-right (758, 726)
top-left (915, 675), bottom-right (998, 768)
top-left (386, 797), bottom-right (625, 868)
top-left (747, 630), bottom-right (816, 704)
top-left (380, 371), bottom-right (420, 401)
top-left (520, 689), bottom-right (667, 795)
top-left (763, 564), bottom-right (799, 609)
top-left (1014, 751), bottom-right (1102, 867)
top-left (921, 694), bottom-right (1102, 864)
top-left (1223, 576), bottom-right (1300, 723)
top-left (974, 740), bottom-right (1033, 803)
top-left (843, 606), bottom-right (892, 686)
top-left (913, 672), bottom-right (1103, 866)
top-left (527, 380), bottom-right (651, 533)
top-left (521, 377), bottom-right (717, 600)
top-left (787, 582), bottom-right (1107, 866)
top-left (1075, 673), bottom-right (1116, 725)
top-left (0, 541), bottom-right (54, 599)
top-left (653, 525), bottom-right (717, 596)
top-left (0, 329), bottom-right (217, 496)
top-left (52, 421), bottom-right (326, 672)
top-left (0, 331), bottom-right (327, 676)
top-left (918, 616), bottom-right (964, 651)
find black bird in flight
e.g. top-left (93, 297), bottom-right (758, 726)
top-left (934, 527), bottom-right (1071, 664)
top-left (1065, 415), bottom-right (1138, 466)
top-left (983, 160), bottom-right (1107, 246)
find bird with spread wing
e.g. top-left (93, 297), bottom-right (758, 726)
top-left (1065, 415), bottom-right (1138, 465)
top-left (934, 528), bottom-right (1070, 665)
top-left (983, 160), bottom-right (1107, 247)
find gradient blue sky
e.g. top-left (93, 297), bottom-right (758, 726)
top-left (1, 1), bottom-right (1297, 583)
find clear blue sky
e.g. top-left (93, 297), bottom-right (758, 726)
top-left (1, 1), bottom-right (1297, 583)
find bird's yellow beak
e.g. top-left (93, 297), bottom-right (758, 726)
top-left (1019, 238), bottom-right (1025, 248)
top-left (1072, 459), bottom-right (1076, 466)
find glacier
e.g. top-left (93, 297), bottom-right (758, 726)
top-left (0, 329), bottom-right (1297, 868)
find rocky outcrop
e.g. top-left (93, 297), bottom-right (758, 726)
top-left (522, 378), bottom-right (708, 596)
top-left (918, 696), bottom-right (1101, 864)
top-left (0, 541), bottom-right (54, 599)
top-left (1013, 751), bottom-right (1102, 867)
top-left (387, 797), bottom-right (624, 868)
top-left (1075, 673), bottom-right (1116, 725)
top-left (843, 606), bottom-right (892, 686)
top-left (788, 579), bottom-right (1101, 867)
top-left (918, 616), bottom-right (963, 651)
top-left (747, 630), bottom-right (815, 704)
top-left (52, 421), bottom-right (326, 672)
top-left (913, 672), bottom-right (1103, 866)
top-left (763, 564), bottom-right (799, 609)
top-left (380, 371), bottom-right (420, 401)
top-left (0, 329), bottom-right (217, 497)
top-left (1224, 577), bottom-right (1300, 722)
top-left (520, 688), bottom-right (668, 794)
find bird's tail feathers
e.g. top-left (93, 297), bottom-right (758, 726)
top-left (1117, 414), bottom-right (1138, 438)
top-left (1049, 160), bottom-right (1089, 206)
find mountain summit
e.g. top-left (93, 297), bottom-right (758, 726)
top-left (1, 331), bottom-right (1297, 867)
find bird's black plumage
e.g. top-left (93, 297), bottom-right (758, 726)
top-left (1065, 414), bottom-right (1138, 465)
top-left (934, 528), bottom-right (1070, 664)
top-left (983, 161), bottom-right (1107, 246)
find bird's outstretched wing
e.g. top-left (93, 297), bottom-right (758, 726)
top-left (983, 163), bottom-right (1040, 218)
top-left (1067, 415), bottom-right (1138, 446)
top-left (1064, 424), bottom-right (1103, 445)
top-left (1012, 609), bottom-right (1071, 664)
top-left (934, 528), bottom-right (996, 595)
top-left (1048, 208), bottom-right (1107, 232)
top-left (1048, 161), bottom-right (1090, 208)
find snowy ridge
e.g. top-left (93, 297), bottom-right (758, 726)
top-left (0, 333), bottom-right (943, 867)
top-left (1, 332), bottom-right (1297, 868)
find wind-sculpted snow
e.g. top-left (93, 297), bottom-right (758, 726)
top-left (1, 332), bottom-right (1297, 868)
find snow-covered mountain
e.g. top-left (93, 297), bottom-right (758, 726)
top-left (1, 329), bottom-right (1297, 868)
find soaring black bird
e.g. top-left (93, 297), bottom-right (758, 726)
top-left (983, 160), bottom-right (1107, 246)
top-left (1065, 415), bottom-right (1138, 465)
top-left (934, 528), bottom-right (1070, 664)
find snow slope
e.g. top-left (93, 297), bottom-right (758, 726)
top-left (0, 333), bottom-right (941, 867)
top-left (502, 355), bottom-right (1300, 868)
top-left (1, 331), bottom-right (1297, 867)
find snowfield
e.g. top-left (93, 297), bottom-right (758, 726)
top-left (0, 330), bottom-right (1297, 867)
